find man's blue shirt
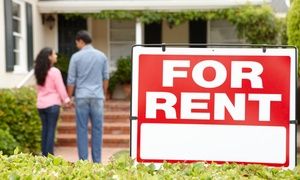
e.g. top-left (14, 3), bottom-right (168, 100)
top-left (67, 45), bottom-right (109, 98)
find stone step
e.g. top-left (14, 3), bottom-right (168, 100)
top-left (57, 122), bottom-right (130, 135)
top-left (57, 100), bottom-right (131, 148)
top-left (56, 134), bottom-right (130, 148)
top-left (104, 100), bottom-right (130, 111)
top-left (60, 111), bottom-right (130, 123)
top-left (62, 100), bottom-right (130, 112)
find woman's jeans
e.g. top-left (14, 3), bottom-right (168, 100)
top-left (75, 98), bottom-right (103, 163)
top-left (38, 105), bottom-right (60, 156)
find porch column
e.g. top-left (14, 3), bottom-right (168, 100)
top-left (135, 19), bottom-right (143, 44)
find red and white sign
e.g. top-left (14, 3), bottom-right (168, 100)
top-left (130, 46), bottom-right (297, 169)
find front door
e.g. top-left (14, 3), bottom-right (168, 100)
top-left (58, 15), bottom-right (87, 57)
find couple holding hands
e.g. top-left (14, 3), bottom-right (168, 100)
top-left (34, 30), bottom-right (109, 163)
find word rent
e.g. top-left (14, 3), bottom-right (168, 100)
top-left (146, 60), bottom-right (282, 121)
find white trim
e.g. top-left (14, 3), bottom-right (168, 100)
top-left (107, 19), bottom-right (111, 69)
top-left (135, 19), bottom-right (143, 44)
top-left (38, 0), bottom-right (269, 13)
top-left (13, 32), bottom-right (22, 37)
top-left (13, 0), bottom-right (28, 74)
top-left (13, 16), bottom-right (21, 21)
top-left (16, 69), bottom-right (34, 88)
top-left (54, 14), bottom-right (59, 52)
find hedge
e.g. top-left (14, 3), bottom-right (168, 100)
top-left (0, 129), bottom-right (18, 155)
top-left (0, 152), bottom-right (299, 179)
top-left (0, 87), bottom-right (41, 154)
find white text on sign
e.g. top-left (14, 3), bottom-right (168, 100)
top-left (146, 60), bottom-right (282, 121)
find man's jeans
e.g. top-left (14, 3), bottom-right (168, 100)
top-left (75, 98), bottom-right (103, 163)
top-left (38, 105), bottom-right (60, 156)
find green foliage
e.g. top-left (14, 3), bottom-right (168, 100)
top-left (226, 5), bottom-right (280, 44)
top-left (0, 152), bottom-right (300, 179)
top-left (0, 129), bottom-right (18, 155)
top-left (108, 56), bottom-right (132, 93)
top-left (0, 87), bottom-right (41, 154)
top-left (287, 0), bottom-right (300, 76)
top-left (66, 4), bottom-right (283, 44)
top-left (278, 18), bottom-right (288, 45)
top-left (54, 53), bottom-right (70, 74)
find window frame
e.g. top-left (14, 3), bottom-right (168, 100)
top-left (11, 0), bottom-right (27, 73)
top-left (109, 20), bottom-right (135, 72)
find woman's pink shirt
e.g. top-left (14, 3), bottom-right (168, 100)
top-left (36, 67), bottom-right (70, 109)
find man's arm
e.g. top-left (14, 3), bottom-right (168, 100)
top-left (67, 55), bottom-right (76, 98)
top-left (102, 55), bottom-right (109, 100)
top-left (103, 79), bottom-right (109, 99)
top-left (67, 85), bottom-right (75, 97)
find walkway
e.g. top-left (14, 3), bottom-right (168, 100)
top-left (54, 147), bottom-right (129, 164)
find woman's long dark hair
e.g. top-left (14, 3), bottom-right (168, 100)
top-left (34, 47), bottom-right (53, 86)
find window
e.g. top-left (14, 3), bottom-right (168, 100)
top-left (4, 0), bottom-right (32, 73)
top-left (109, 20), bottom-right (135, 71)
top-left (12, 0), bottom-right (27, 73)
top-left (208, 20), bottom-right (245, 44)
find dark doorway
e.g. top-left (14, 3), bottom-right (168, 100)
top-left (144, 22), bottom-right (162, 44)
top-left (57, 15), bottom-right (87, 86)
top-left (58, 15), bottom-right (87, 57)
top-left (189, 20), bottom-right (207, 47)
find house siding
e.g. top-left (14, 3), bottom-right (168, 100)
top-left (92, 19), bottom-right (109, 56)
top-left (44, 14), bottom-right (58, 51)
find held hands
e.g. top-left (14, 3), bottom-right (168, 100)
top-left (63, 97), bottom-right (75, 109)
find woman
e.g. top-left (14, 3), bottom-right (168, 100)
top-left (34, 47), bottom-right (70, 156)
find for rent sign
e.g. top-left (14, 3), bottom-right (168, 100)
top-left (130, 46), bottom-right (297, 169)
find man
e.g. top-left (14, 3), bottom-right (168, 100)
top-left (67, 30), bottom-right (109, 163)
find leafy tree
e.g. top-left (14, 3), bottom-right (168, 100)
top-left (287, 0), bottom-right (300, 76)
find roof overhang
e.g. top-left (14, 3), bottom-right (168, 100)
top-left (38, 0), bottom-right (270, 13)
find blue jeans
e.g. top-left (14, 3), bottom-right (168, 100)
top-left (75, 98), bottom-right (103, 163)
top-left (38, 105), bottom-right (60, 156)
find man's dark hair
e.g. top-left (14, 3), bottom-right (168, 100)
top-left (76, 30), bottom-right (92, 44)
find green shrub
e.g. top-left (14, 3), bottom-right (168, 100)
top-left (0, 152), bottom-right (299, 179)
top-left (54, 53), bottom-right (70, 85)
top-left (0, 87), bottom-right (41, 154)
top-left (287, 0), bottom-right (300, 76)
top-left (108, 56), bottom-right (132, 93)
top-left (54, 53), bottom-right (70, 75)
top-left (0, 129), bottom-right (18, 155)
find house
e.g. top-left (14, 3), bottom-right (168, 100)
top-left (0, 0), bottom-right (289, 88)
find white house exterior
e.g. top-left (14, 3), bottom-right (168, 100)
top-left (0, 0), bottom-right (288, 88)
